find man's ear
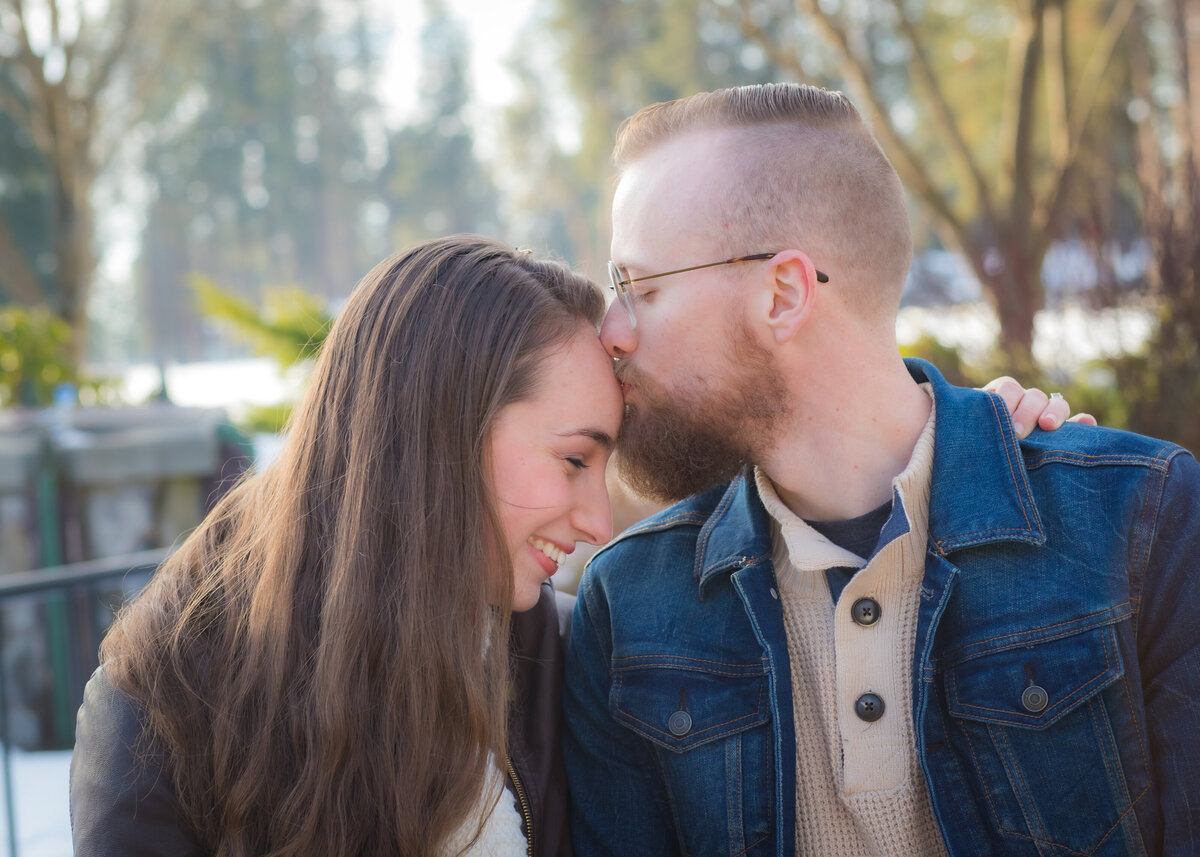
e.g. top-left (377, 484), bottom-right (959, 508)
top-left (762, 250), bottom-right (820, 344)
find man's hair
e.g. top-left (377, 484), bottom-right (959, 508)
top-left (101, 236), bottom-right (603, 857)
top-left (615, 83), bottom-right (913, 324)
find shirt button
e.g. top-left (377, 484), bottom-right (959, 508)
top-left (855, 693), bottom-right (885, 722)
top-left (851, 597), bottom-right (881, 626)
top-left (667, 710), bottom-right (693, 736)
top-left (1021, 685), bottom-right (1049, 713)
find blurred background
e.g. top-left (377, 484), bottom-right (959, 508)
top-left (0, 0), bottom-right (1198, 852)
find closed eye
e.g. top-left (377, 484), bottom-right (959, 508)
top-left (566, 456), bottom-right (588, 470)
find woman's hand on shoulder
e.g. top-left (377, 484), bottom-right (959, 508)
top-left (982, 376), bottom-right (1098, 439)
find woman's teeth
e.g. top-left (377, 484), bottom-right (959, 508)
top-left (528, 537), bottom-right (566, 565)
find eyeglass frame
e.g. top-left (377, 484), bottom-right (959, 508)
top-left (607, 252), bottom-right (829, 328)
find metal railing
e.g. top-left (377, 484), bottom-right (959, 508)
top-left (0, 548), bottom-right (168, 856)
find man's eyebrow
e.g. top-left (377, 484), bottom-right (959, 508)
top-left (558, 428), bottom-right (616, 449)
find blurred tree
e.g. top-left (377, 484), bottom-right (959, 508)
top-left (497, 27), bottom-right (596, 266)
top-left (1117, 0), bottom-right (1200, 452)
top-left (734, 0), bottom-right (1140, 364)
top-left (509, 0), bottom-right (791, 277)
top-left (382, 0), bottom-right (499, 248)
top-left (139, 0), bottom-right (381, 364)
top-left (0, 0), bottom-right (199, 364)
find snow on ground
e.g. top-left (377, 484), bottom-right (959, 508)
top-left (0, 749), bottom-right (72, 857)
top-left (895, 303), bottom-right (1153, 371)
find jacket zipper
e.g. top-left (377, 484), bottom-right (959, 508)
top-left (505, 757), bottom-right (534, 857)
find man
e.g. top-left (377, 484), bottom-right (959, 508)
top-left (563, 83), bottom-right (1199, 857)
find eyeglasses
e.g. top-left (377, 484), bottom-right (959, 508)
top-left (607, 252), bottom-right (829, 328)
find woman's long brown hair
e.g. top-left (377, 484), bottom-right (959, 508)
top-left (100, 237), bottom-right (605, 856)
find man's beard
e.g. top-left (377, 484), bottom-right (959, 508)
top-left (614, 327), bottom-right (788, 504)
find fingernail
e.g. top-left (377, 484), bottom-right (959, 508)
top-left (1013, 421), bottom-right (1025, 436)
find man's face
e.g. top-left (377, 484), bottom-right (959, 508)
top-left (601, 133), bottom-right (787, 502)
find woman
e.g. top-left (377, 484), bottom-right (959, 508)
top-left (71, 236), bottom-right (622, 857)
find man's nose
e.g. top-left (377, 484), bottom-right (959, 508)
top-left (599, 302), bottom-right (637, 359)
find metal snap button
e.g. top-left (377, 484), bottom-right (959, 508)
top-left (854, 693), bottom-right (885, 722)
top-left (851, 597), bottom-right (881, 627)
top-left (1021, 684), bottom-right (1049, 713)
top-left (667, 710), bottom-right (693, 736)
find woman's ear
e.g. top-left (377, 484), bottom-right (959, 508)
top-left (763, 250), bottom-right (820, 344)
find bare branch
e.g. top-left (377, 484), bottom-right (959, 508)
top-left (48, 0), bottom-right (60, 48)
top-left (91, 2), bottom-right (200, 171)
top-left (1033, 0), bottom-right (1138, 246)
top-left (85, 0), bottom-right (142, 109)
top-left (739, 0), bottom-right (974, 257)
top-left (1185, 0), bottom-right (1200, 185)
top-left (1004, 2), bottom-right (1042, 241)
top-left (887, 0), bottom-right (996, 223)
top-left (1042, 0), bottom-right (1068, 168)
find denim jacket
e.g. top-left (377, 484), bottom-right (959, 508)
top-left (564, 360), bottom-right (1200, 857)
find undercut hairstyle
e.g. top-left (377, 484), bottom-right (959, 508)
top-left (614, 83), bottom-right (914, 325)
top-left (101, 236), bottom-right (604, 857)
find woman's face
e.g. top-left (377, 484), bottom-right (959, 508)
top-left (488, 324), bottom-right (625, 611)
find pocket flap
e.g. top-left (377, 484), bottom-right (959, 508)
top-left (610, 657), bottom-right (769, 752)
top-left (946, 624), bottom-right (1123, 729)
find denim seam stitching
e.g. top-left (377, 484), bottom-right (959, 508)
top-left (974, 698), bottom-right (1143, 856)
top-left (627, 511), bottom-right (709, 534)
top-left (936, 606), bottom-right (1130, 666)
top-left (948, 629), bottom-right (1117, 724)
top-left (732, 833), bottom-right (768, 857)
top-left (986, 393), bottom-right (1037, 532)
top-left (962, 723), bottom-right (1006, 831)
top-left (1129, 461), bottom-right (1166, 643)
top-left (1117, 668), bottom-right (1153, 803)
top-left (615, 710), bottom-right (769, 745)
top-left (1026, 452), bottom-right (1170, 471)
top-left (928, 689), bottom-right (976, 844)
top-left (989, 785), bottom-right (1145, 857)
top-left (993, 724), bottom-right (1051, 844)
top-left (612, 654), bottom-right (766, 671)
top-left (695, 486), bottom-right (738, 583)
top-left (726, 733), bottom-right (740, 852)
top-left (1086, 696), bottom-right (1140, 855)
top-left (613, 677), bottom-right (767, 744)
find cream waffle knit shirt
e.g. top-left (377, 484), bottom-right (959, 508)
top-left (753, 390), bottom-right (948, 857)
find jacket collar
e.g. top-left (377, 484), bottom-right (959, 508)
top-left (695, 470), bottom-right (775, 596)
top-left (692, 359), bottom-right (1046, 595)
top-left (905, 358), bottom-right (1046, 554)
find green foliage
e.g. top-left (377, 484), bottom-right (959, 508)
top-left (238, 403), bottom-right (295, 436)
top-left (0, 306), bottom-right (74, 407)
top-left (0, 306), bottom-right (119, 409)
top-left (191, 275), bottom-right (332, 369)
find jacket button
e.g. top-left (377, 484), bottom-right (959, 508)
top-left (667, 710), bottom-right (693, 736)
top-left (851, 597), bottom-right (881, 626)
top-left (855, 693), bottom-right (885, 722)
top-left (1021, 685), bottom-right (1049, 713)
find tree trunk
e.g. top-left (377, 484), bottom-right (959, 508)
top-left (984, 248), bottom-right (1039, 365)
top-left (51, 161), bottom-right (95, 368)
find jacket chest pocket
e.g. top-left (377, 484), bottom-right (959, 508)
top-left (944, 623), bottom-right (1148, 857)
top-left (610, 657), bottom-right (773, 857)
